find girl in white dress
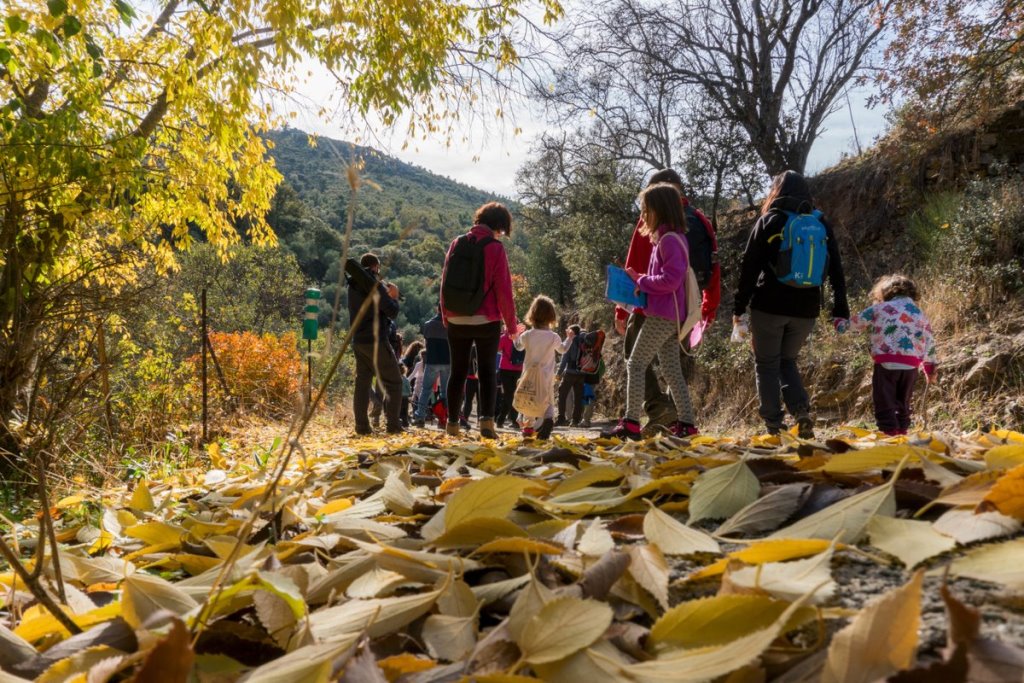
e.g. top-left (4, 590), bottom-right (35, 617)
top-left (514, 296), bottom-right (575, 439)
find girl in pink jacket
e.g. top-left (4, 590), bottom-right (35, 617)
top-left (603, 183), bottom-right (697, 441)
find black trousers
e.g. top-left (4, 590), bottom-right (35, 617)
top-left (447, 322), bottom-right (501, 421)
top-left (497, 369), bottom-right (521, 424)
top-left (462, 377), bottom-right (479, 420)
top-left (557, 374), bottom-right (585, 423)
top-left (873, 365), bottom-right (917, 434)
top-left (352, 342), bottom-right (403, 430)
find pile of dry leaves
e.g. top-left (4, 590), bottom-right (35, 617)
top-left (2, 426), bottom-right (1024, 682)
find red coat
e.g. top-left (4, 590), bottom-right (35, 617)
top-left (615, 198), bottom-right (721, 326)
top-left (440, 224), bottom-right (519, 333)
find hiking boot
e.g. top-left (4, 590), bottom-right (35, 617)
top-left (537, 418), bottom-right (555, 440)
top-left (354, 425), bottom-right (373, 436)
top-left (796, 416), bottom-right (815, 440)
top-left (601, 418), bottom-right (642, 441)
top-left (479, 419), bottom-right (497, 439)
top-left (413, 419), bottom-right (426, 428)
top-left (669, 421), bottom-right (700, 437)
top-left (386, 425), bottom-right (404, 435)
top-left (445, 422), bottom-right (460, 437)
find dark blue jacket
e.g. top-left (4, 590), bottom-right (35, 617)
top-left (420, 314), bottom-right (450, 365)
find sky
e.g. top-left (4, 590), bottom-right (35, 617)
top-left (280, 60), bottom-right (891, 200)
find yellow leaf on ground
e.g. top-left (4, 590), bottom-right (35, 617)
top-left (984, 444), bottom-right (1024, 470)
top-left (515, 596), bottom-right (613, 665)
top-left (687, 539), bottom-right (837, 581)
top-left (949, 538), bottom-right (1024, 589)
top-left (980, 463), bottom-right (1024, 519)
top-left (15, 602), bottom-right (121, 642)
top-left (644, 506), bottom-right (720, 556)
top-left (867, 516), bottom-right (956, 567)
top-left (130, 480), bottom-right (155, 512)
top-left (648, 594), bottom-right (794, 652)
top-left (822, 570), bottom-right (923, 683)
top-left (316, 498), bottom-right (353, 516)
top-left (377, 653), bottom-right (436, 682)
top-left (444, 476), bottom-right (530, 530)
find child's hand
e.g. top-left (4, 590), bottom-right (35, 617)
top-left (924, 366), bottom-right (937, 384)
top-left (625, 266), bottom-right (640, 281)
top-left (832, 317), bottom-right (850, 333)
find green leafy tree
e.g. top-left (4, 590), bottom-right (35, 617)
top-left (0, 0), bottom-right (562, 457)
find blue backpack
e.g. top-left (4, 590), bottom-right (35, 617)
top-left (770, 210), bottom-right (828, 288)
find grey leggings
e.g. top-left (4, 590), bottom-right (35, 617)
top-left (625, 315), bottom-right (695, 424)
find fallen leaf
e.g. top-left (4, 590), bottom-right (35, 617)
top-left (979, 463), bottom-right (1024, 519)
top-left (127, 619), bottom-right (194, 683)
top-left (644, 506), bottom-right (720, 555)
top-left (821, 445), bottom-right (922, 473)
top-left (867, 516), bottom-right (956, 568)
top-left (444, 476), bottom-right (530, 530)
top-left (514, 596), bottom-right (613, 665)
top-left (931, 508), bottom-right (1021, 544)
top-left (769, 478), bottom-right (896, 542)
top-left (715, 483), bottom-right (811, 536)
top-left (648, 594), bottom-right (796, 652)
top-left (628, 545), bottom-right (670, 610)
top-left (687, 462), bottom-right (760, 523)
top-left (724, 545), bottom-right (836, 604)
top-left (948, 539), bottom-right (1024, 589)
top-left (822, 570), bottom-right (923, 683)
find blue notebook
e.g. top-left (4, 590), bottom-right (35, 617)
top-left (605, 265), bottom-right (647, 308)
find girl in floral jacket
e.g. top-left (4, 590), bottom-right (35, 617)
top-left (846, 274), bottom-right (937, 436)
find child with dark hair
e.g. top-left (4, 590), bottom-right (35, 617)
top-left (514, 295), bottom-right (573, 439)
top-left (844, 274), bottom-right (937, 436)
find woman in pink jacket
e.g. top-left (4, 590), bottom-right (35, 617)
top-left (440, 202), bottom-right (520, 439)
top-left (604, 184), bottom-right (698, 441)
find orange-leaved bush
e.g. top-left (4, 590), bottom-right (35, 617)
top-left (199, 331), bottom-right (302, 416)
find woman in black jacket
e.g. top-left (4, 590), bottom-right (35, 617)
top-left (732, 171), bottom-right (850, 438)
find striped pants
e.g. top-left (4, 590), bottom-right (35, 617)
top-left (625, 315), bottom-right (695, 424)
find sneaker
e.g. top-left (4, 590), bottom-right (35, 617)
top-left (354, 425), bottom-right (373, 436)
top-left (581, 420), bottom-right (591, 428)
top-left (386, 425), bottom-right (404, 435)
top-left (496, 419), bottom-right (505, 429)
top-left (459, 418), bottom-right (471, 429)
top-left (522, 427), bottom-right (535, 438)
top-left (554, 417), bottom-right (568, 427)
top-left (669, 421), bottom-right (699, 437)
top-left (413, 419), bottom-right (425, 428)
top-left (570, 420), bottom-right (581, 428)
top-left (796, 416), bottom-right (815, 440)
top-left (601, 418), bottom-right (642, 441)
top-left (537, 418), bottom-right (555, 440)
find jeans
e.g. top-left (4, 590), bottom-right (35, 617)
top-left (352, 342), bottom-right (403, 430)
top-left (749, 309), bottom-right (816, 432)
top-left (447, 322), bottom-right (501, 421)
top-left (414, 364), bottom-right (450, 420)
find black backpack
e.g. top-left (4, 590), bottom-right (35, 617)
top-left (684, 206), bottom-right (717, 290)
top-left (442, 233), bottom-right (495, 315)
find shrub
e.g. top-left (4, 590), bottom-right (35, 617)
top-left (201, 331), bottom-right (303, 417)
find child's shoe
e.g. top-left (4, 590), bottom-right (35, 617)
top-left (522, 427), bottom-right (535, 438)
top-left (537, 418), bottom-right (555, 440)
top-left (601, 418), bottom-right (642, 441)
top-left (669, 421), bottom-right (699, 437)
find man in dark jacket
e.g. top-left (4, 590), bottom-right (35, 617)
top-left (348, 253), bottom-right (403, 435)
top-left (733, 170), bottom-right (850, 438)
top-left (413, 305), bottom-right (451, 428)
top-left (556, 324), bottom-right (586, 426)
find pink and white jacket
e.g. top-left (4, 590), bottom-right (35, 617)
top-left (849, 297), bottom-right (938, 375)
